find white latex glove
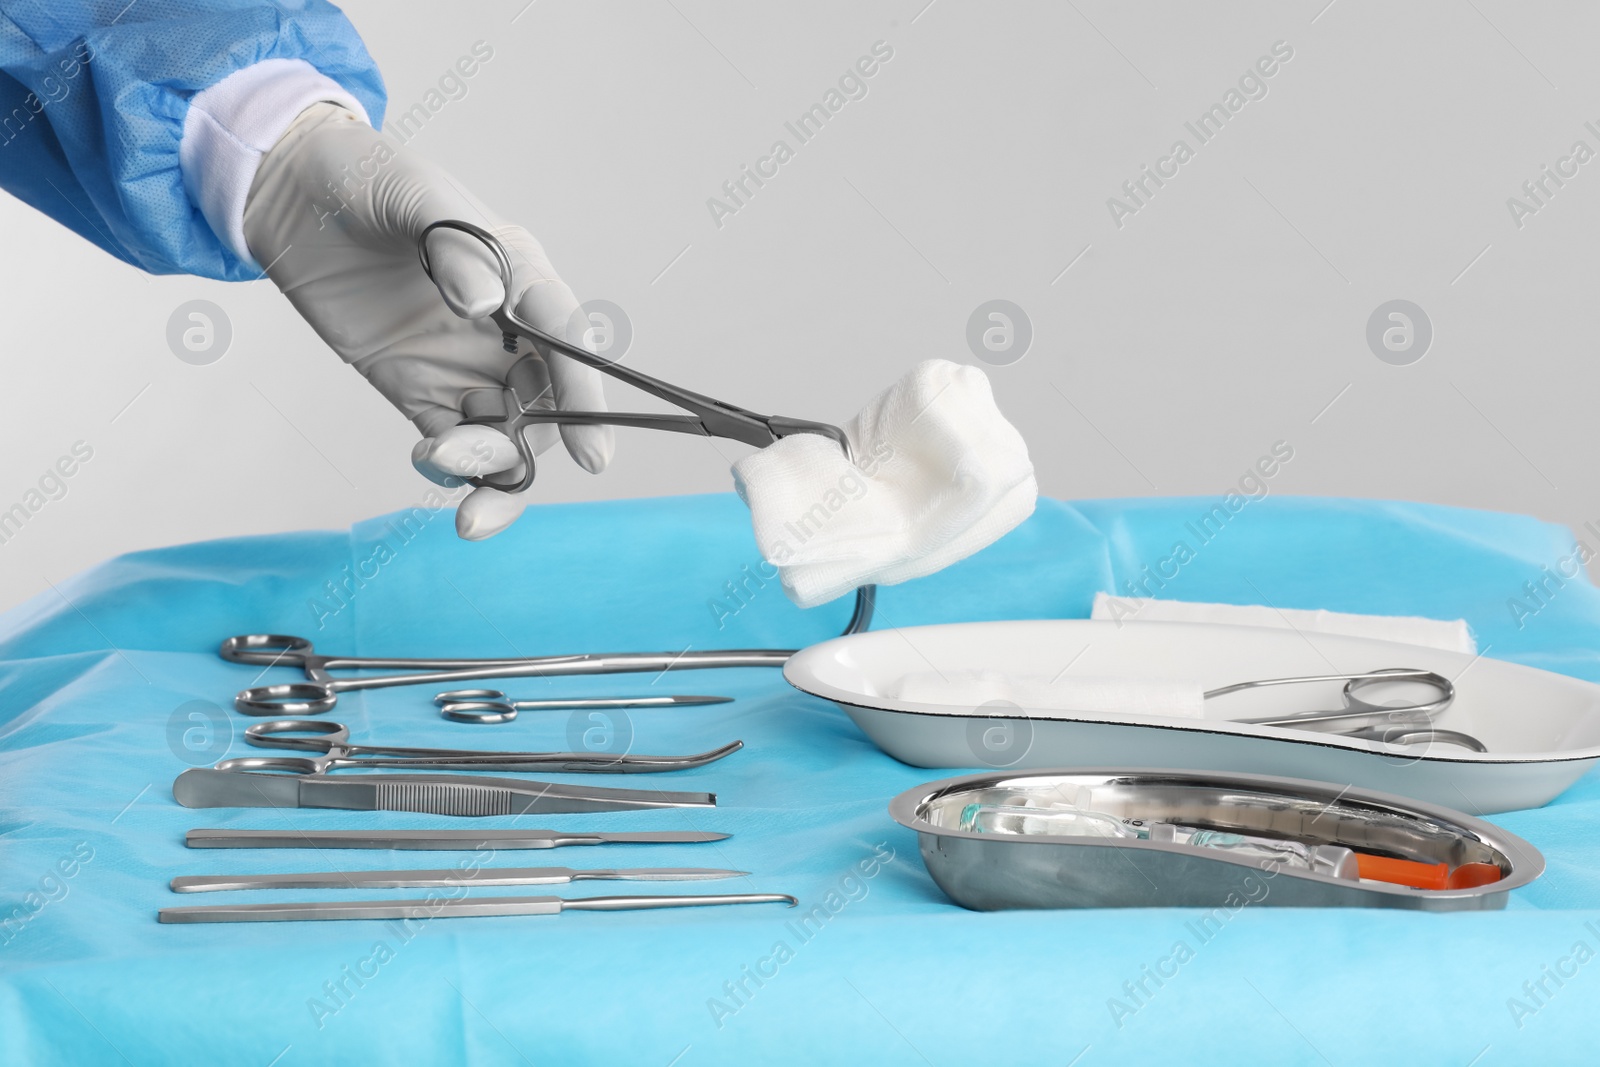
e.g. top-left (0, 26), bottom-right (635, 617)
top-left (241, 102), bottom-right (613, 539)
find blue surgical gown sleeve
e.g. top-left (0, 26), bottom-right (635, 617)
top-left (0, 1), bottom-right (385, 280)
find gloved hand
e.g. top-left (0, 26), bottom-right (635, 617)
top-left (242, 102), bottom-right (614, 539)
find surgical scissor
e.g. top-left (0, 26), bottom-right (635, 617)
top-left (434, 689), bottom-right (729, 724)
top-left (1211, 667), bottom-right (1488, 752)
top-left (216, 718), bottom-right (743, 774)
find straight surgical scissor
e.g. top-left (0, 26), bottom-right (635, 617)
top-left (217, 718), bottom-right (741, 774)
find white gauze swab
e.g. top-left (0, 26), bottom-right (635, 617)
top-left (733, 360), bottom-right (1037, 608)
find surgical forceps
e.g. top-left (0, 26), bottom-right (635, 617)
top-left (224, 217), bottom-right (877, 716)
top-left (216, 718), bottom-right (743, 774)
top-left (173, 766), bottom-right (714, 815)
top-left (1211, 668), bottom-right (1487, 752)
top-left (416, 218), bottom-right (856, 493)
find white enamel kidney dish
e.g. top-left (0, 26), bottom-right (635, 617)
top-left (783, 620), bottom-right (1600, 813)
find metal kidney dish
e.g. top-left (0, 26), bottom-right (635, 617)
top-left (890, 768), bottom-right (1544, 912)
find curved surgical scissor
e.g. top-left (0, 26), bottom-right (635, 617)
top-left (215, 718), bottom-right (743, 775)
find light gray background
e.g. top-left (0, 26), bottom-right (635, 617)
top-left (3, 0), bottom-right (1597, 611)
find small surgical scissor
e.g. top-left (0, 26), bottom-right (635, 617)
top-left (1212, 668), bottom-right (1487, 752)
top-left (434, 689), bottom-right (729, 724)
top-left (216, 718), bottom-right (743, 774)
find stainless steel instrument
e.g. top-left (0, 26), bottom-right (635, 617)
top-left (170, 866), bottom-right (746, 893)
top-left (173, 767), bottom-right (714, 815)
top-left (1214, 667), bottom-right (1485, 751)
top-left (160, 892), bottom-right (797, 924)
top-left (435, 690), bottom-right (730, 724)
top-left (185, 828), bottom-right (731, 850)
top-left (219, 219), bottom-right (879, 719)
top-left (222, 607), bottom-right (871, 716)
top-left (417, 218), bottom-right (854, 492)
top-left (220, 717), bottom-right (741, 774)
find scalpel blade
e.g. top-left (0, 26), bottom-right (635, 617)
top-left (184, 829), bottom-right (732, 850)
top-left (159, 893), bottom-right (796, 923)
top-left (169, 867), bottom-right (747, 892)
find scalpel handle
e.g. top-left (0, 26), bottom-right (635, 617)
top-left (168, 867), bottom-right (745, 892)
top-left (159, 893), bottom-right (796, 923)
top-left (183, 829), bottom-right (732, 849)
top-left (169, 867), bottom-right (585, 893)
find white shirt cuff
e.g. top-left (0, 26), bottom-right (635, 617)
top-left (179, 58), bottom-right (371, 269)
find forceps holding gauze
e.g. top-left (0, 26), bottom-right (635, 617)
top-left (416, 219), bottom-right (857, 492)
top-left (224, 220), bottom-right (877, 717)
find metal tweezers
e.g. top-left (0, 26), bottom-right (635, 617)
top-left (172, 767), bottom-right (714, 816)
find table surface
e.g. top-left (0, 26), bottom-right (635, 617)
top-left (3, 492), bottom-right (1599, 1066)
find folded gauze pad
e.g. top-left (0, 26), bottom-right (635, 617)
top-left (889, 670), bottom-right (1207, 718)
top-left (733, 360), bottom-right (1037, 608)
